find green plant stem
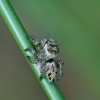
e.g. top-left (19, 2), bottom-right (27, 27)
top-left (0, 0), bottom-right (64, 100)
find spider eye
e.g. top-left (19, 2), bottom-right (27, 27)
top-left (48, 73), bottom-right (51, 76)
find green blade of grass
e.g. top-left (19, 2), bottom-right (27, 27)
top-left (0, 0), bottom-right (64, 100)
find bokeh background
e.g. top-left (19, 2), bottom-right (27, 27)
top-left (0, 0), bottom-right (100, 100)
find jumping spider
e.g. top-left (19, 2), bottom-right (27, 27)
top-left (25, 35), bottom-right (64, 82)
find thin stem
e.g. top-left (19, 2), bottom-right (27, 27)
top-left (0, 0), bottom-right (64, 100)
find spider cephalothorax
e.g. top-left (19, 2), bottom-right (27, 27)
top-left (25, 36), bottom-right (59, 63)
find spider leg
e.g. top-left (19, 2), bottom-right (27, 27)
top-left (27, 35), bottom-right (40, 45)
top-left (39, 62), bottom-right (46, 81)
top-left (39, 66), bottom-right (44, 81)
top-left (25, 48), bottom-right (36, 55)
top-left (39, 73), bottom-right (44, 81)
top-left (55, 60), bottom-right (64, 82)
top-left (26, 56), bottom-right (38, 64)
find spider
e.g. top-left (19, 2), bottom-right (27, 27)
top-left (25, 35), bottom-right (64, 82)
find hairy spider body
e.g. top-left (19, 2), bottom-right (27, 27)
top-left (45, 59), bottom-right (64, 83)
top-left (40, 59), bottom-right (58, 82)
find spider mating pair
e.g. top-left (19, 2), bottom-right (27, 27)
top-left (25, 35), bottom-right (64, 83)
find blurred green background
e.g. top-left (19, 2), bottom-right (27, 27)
top-left (0, 0), bottom-right (100, 100)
